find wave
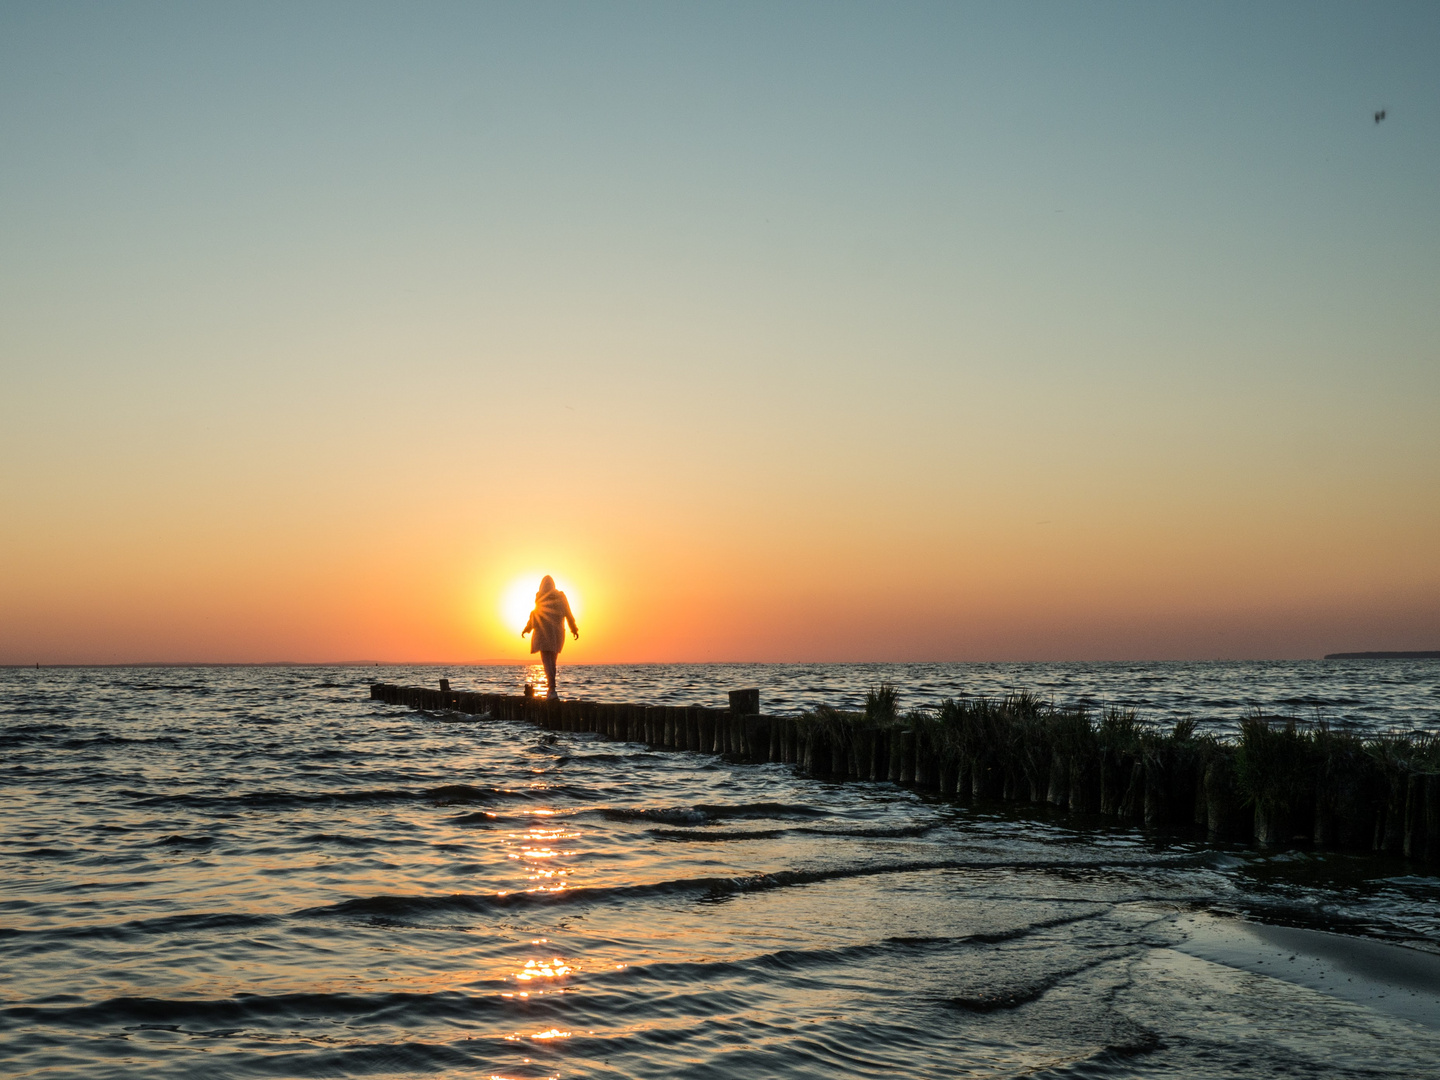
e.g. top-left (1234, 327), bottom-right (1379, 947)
top-left (58, 734), bottom-right (180, 749)
top-left (794, 823), bottom-right (939, 839)
top-left (601, 806), bottom-right (711, 825)
top-left (600, 802), bottom-right (827, 826)
top-left (149, 834), bottom-right (216, 848)
top-left (0, 989), bottom-right (510, 1033)
top-left (745, 913), bottom-right (1110, 978)
top-left (648, 828), bottom-right (789, 842)
top-left (120, 782), bottom-right (589, 811)
top-left (1, 909), bottom-right (281, 944)
top-left (0, 721), bottom-right (73, 739)
top-left (296, 832), bottom-right (400, 848)
top-left (296, 858), bottom-right (1151, 922)
top-left (446, 812), bottom-right (495, 827)
top-left (945, 951), bottom-right (1124, 1012)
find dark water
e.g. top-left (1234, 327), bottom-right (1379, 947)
top-left (440, 659), bottom-right (1440, 734)
top-left (3, 664), bottom-right (1440, 1079)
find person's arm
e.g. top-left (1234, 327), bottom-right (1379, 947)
top-left (522, 612), bottom-right (535, 637)
top-left (564, 598), bottom-right (579, 640)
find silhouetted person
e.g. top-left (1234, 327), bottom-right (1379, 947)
top-left (522, 575), bottom-right (579, 700)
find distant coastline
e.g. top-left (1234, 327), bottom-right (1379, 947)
top-left (1324, 651), bottom-right (1440, 660)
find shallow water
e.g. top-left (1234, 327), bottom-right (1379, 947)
top-left (3, 664), bottom-right (1440, 1079)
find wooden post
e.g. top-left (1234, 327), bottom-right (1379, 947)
top-left (749, 717), bottom-right (772, 764)
top-left (1069, 754), bottom-right (1099, 814)
top-left (728, 714), bottom-right (745, 756)
top-left (1203, 755), bottom-right (1244, 840)
top-left (915, 731), bottom-right (938, 789)
top-left (898, 730), bottom-right (916, 785)
top-left (971, 755), bottom-right (993, 799)
top-left (728, 688), bottom-right (760, 716)
top-left (831, 729), bottom-right (849, 777)
top-left (1119, 761), bottom-right (1144, 821)
top-left (803, 727), bottom-right (826, 775)
top-left (939, 754), bottom-right (960, 796)
top-left (1047, 756), bottom-right (1069, 808)
top-left (851, 729), bottom-right (872, 781)
top-left (953, 758), bottom-right (971, 800)
top-left (1378, 772), bottom-right (1406, 852)
top-left (1254, 802), bottom-right (1290, 847)
top-left (1405, 772), bottom-right (1428, 859)
top-left (868, 727), bottom-right (887, 781)
top-left (1144, 754), bottom-right (1168, 828)
top-left (1425, 774), bottom-right (1440, 863)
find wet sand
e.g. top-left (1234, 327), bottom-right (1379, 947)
top-left (1175, 912), bottom-right (1440, 1030)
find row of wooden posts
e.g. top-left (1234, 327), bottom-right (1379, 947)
top-left (368, 682), bottom-right (1439, 863)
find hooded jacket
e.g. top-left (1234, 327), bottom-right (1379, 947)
top-left (523, 577), bottom-right (577, 654)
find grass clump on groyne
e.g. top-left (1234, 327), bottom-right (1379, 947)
top-left (369, 681), bottom-right (1439, 862)
top-left (784, 685), bottom-right (1439, 860)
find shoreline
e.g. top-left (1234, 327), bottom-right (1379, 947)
top-left (1174, 912), bottom-right (1440, 1030)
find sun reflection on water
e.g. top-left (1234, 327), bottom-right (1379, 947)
top-left (503, 1028), bottom-right (572, 1042)
top-left (516, 957), bottom-right (573, 982)
top-left (498, 813), bottom-right (582, 895)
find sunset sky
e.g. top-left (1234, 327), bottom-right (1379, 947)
top-left (2, 2), bottom-right (1437, 664)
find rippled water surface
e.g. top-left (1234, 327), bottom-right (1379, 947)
top-left (4, 664), bottom-right (1440, 1079)
top-left (449, 658), bottom-right (1440, 733)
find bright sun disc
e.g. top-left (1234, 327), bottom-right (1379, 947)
top-left (500, 574), bottom-right (581, 633)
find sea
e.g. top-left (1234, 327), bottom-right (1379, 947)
top-left (3, 661), bottom-right (1439, 1079)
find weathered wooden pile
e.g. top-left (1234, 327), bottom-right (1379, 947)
top-left (368, 682), bottom-right (1439, 864)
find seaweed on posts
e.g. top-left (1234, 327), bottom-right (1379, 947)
top-left (1366, 734), bottom-right (1434, 853)
top-left (1013, 704), bottom-right (1052, 803)
top-left (865, 682), bottom-right (899, 724)
top-left (1097, 708), bottom-right (1141, 817)
top-left (1312, 721), bottom-right (1377, 849)
top-left (1046, 707), bottom-right (1095, 811)
top-left (1237, 714), bottom-right (1318, 847)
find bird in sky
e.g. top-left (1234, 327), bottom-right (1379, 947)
top-left (1374, 108), bottom-right (1387, 124)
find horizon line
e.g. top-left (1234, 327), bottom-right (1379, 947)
top-left (4, 655), bottom-right (1418, 669)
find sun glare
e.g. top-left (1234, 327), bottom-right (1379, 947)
top-left (500, 574), bottom-right (582, 635)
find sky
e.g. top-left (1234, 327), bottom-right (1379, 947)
top-left (1, 1), bottom-right (1437, 664)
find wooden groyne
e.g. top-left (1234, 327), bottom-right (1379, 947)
top-left (369, 682), bottom-right (1440, 865)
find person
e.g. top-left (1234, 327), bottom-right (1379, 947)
top-left (521, 575), bottom-right (579, 699)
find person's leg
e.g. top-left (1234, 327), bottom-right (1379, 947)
top-left (541, 651), bottom-right (557, 697)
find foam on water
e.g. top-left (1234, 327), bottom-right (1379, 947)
top-left (2, 664), bottom-right (1439, 1079)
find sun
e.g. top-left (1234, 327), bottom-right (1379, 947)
top-left (500, 574), bottom-right (582, 634)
